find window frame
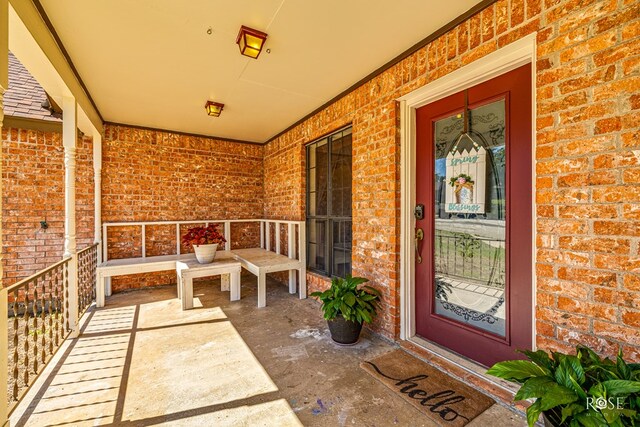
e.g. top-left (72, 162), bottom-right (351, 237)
top-left (305, 125), bottom-right (353, 278)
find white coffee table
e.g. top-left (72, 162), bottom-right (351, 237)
top-left (176, 252), bottom-right (242, 310)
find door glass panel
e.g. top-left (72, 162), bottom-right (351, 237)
top-left (433, 99), bottom-right (506, 337)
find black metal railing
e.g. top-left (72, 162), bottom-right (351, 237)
top-left (5, 257), bottom-right (71, 412)
top-left (78, 243), bottom-right (99, 316)
top-left (434, 231), bottom-right (505, 289)
top-left (4, 243), bottom-right (100, 414)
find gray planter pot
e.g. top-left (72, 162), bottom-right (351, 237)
top-left (327, 315), bottom-right (363, 345)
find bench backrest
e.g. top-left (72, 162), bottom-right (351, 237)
top-left (102, 219), bottom-right (305, 265)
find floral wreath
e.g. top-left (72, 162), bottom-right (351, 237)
top-left (449, 173), bottom-right (474, 187)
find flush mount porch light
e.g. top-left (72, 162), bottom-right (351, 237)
top-left (204, 101), bottom-right (224, 117)
top-left (236, 25), bottom-right (268, 59)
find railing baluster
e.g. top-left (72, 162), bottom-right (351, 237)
top-left (12, 290), bottom-right (19, 401)
top-left (23, 287), bottom-right (29, 388)
top-left (54, 267), bottom-right (60, 348)
top-left (64, 263), bottom-right (69, 333)
top-left (48, 271), bottom-right (54, 356)
top-left (32, 279), bottom-right (38, 375)
top-left (41, 275), bottom-right (46, 365)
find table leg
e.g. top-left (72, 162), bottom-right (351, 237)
top-left (288, 270), bottom-right (296, 294)
top-left (258, 271), bottom-right (266, 308)
top-left (182, 275), bottom-right (194, 310)
top-left (298, 268), bottom-right (307, 299)
top-left (230, 270), bottom-right (240, 301)
top-left (105, 277), bottom-right (112, 297)
top-left (221, 274), bottom-right (230, 292)
top-left (176, 272), bottom-right (182, 300)
top-left (97, 272), bottom-right (105, 308)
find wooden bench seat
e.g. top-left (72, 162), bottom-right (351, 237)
top-left (97, 248), bottom-right (306, 308)
top-left (96, 253), bottom-right (230, 308)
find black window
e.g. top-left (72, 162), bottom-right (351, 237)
top-left (306, 126), bottom-right (352, 278)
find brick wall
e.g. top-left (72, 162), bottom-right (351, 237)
top-left (263, 0), bottom-right (640, 360)
top-left (102, 124), bottom-right (264, 291)
top-left (2, 127), bottom-right (95, 286)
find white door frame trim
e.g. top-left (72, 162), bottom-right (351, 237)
top-left (398, 34), bottom-right (537, 344)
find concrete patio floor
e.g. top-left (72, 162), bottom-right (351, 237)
top-left (11, 274), bottom-right (527, 426)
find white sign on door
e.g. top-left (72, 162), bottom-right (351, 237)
top-left (445, 147), bottom-right (486, 214)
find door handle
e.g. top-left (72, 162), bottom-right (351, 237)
top-left (415, 228), bottom-right (424, 264)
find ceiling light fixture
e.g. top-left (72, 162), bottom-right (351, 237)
top-left (205, 101), bottom-right (224, 117)
top-left (236, 25), bottom-right (268, 59)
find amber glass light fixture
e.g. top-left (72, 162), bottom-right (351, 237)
top-left (236, 25), bottom-right (268, 59)
top-left (204, 101), bottom-right (224, 117)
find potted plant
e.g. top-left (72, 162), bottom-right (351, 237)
top-left (310, 275), bottom-right (381, 345)
top-left (182, 224), bottom-right (227, 264)
top-left (487, 346), bottom-right (640, 426)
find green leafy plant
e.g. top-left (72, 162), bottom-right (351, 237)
top-left (310, 276), bottom-right (381, 324)
top-left (487, 346), bottom-right (640, 426)
top-left (456, 233), bottom-right (481, 259)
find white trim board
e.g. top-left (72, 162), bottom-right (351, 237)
top-left (398, 33), bottom-right (537, 351)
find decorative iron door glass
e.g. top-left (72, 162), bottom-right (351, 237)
top-left (432, 99), bottom-right (506, 337)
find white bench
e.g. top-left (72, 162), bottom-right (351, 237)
top-left (98, 219), bottom-right (307, 308)
top-left (232, 248), bottom-right (306, 308)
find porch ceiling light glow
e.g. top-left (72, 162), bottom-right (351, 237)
top-left (236, 26), bottom-right (268, 59)
top-left (205, 101), bottom-right (224, 117)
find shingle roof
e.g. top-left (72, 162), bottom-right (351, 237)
top-left (3, 52), bottom-right (62, 122)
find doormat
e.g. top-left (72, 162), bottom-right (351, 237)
top-left (361, 350), bottom-right (494, 426)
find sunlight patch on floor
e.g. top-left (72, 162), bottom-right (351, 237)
top-left (11, 296), bottom-right (298, 426)
top-left (122, 299), bottom-right (280, 423)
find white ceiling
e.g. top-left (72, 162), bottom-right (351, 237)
top-left (39, 0), bottom-right (482, 143)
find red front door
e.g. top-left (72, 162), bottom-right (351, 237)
top-left (415, 64), bottom-right (532, 367)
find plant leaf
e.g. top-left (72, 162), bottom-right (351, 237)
top-left (568, 376), bottom-right (587, 401)
top-left (601, 380), bottom-right (640, 396)
top-left (514, 377), bottom-right (556, 401)
top-left (561, 403), bottom-right (586, 423)
top-left (526, 399), bottom-right (543, 427)
top-left (575, 410), bottom-right (607, 427)
top-left (343, 292), bottom-right (356, 306)
top-left (362, 285), bottom-right (381, 297)
top-left (556, 356), bottom-right (585, 388)
top-left (487, 360), bottom-right (549, 382)
top-left (539, 384), bottom-right (579, 411)
top-left (617, 352), bottom-right (632, 381)
top-left (600, 407), bottom-right (621, 424)
top-left (577, 345), bottom-right (602, 365)
top-left (519, 349), bottom-right (554, 371)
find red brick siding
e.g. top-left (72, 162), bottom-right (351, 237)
top-left (263, 0), bottom-right (640, 359)
top-left (102, 125), bottom-right (264, 291)
top-left (1, 127), bottom-right (94, 286)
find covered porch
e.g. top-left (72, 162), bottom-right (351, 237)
top-left (0, 0), bottom-right (638, 425)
